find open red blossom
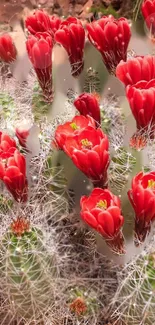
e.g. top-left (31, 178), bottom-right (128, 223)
top-left (25, 10), bottom-right (61, 43)
top-left (55, 115), bottom-right (95, 149)
top-left (63, 126), bottom-right (110, 188)
top-left (80, 188), bottom-right (125, 254)
top-left (128, 171), bottom-right (155, 245)
top-left (0, 34), bottom-right (17, 63)
top-left (116, 55), bottom-right (155, 87)
top-left (126, 79), bottom-right (155, 138)
top-left (0, 150), bottom-right (28, 203)
top-left (141, 0), bottom-right (155, 40)
top-left (55, 17), bottom-right (85, 77)
top-left (87, 16), bottom-right (131, 74)
top-left (26, 32), bottom-right (53, 102)
top-left (0, 132), bottom-right (16, 159)
top-left (74, 93), bottom-right (101, 126)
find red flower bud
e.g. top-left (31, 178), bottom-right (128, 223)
top-left (25, 10), bottom-right (61, 43)
top-left (55, 17), bottom-right (85, 77)
top-left (128, 171), bottom-right (155, 244)
top-left (55, 115), bottom-right (95, 149)
top-left (116, 55), bottom-right (155, 87)
top-left (80, 188), bottom-right (125, 254)
top-left (126, 79), bottom-right (155, 136)
top-left (63, 126), bottom-right (110, 188)
top-left (74, 93), bottom-right (101, 126)
top-left (26, 32), bottom-right (53, 102)
top-left (15, 127), bottom-right (29, 149)
top-left (141, 0), bottom-right (155, 40)
top-left (87, 16), bottom-right (131, 74)
top-left (0, 34), bottom-right (17, 63)
top-left (0, 150), bottom-right (28, 203)
top-left (0, 132), bottom-right (16, 159)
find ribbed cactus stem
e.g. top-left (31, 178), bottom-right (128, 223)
top-left (120, 149), bottom-right (143, 239)
top-left (0, 217), bottom-right (57, 321)
top-left (112, 247), bottom-right (155, 324)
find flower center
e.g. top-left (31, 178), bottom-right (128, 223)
top-left (96, 199), bottom-right (107, 209)
top-left (148, 179), bottom-right (155, 189)
top-left (81, 138), bottom-right (92, 149)
top-left (70, 122), bottom-right (79, 130)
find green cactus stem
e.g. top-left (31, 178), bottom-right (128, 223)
top-left (0, 217), bottom-right (57, 321)
top-left (112, 247), bottom-right (155, 324)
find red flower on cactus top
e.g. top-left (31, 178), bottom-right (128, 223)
top-left (63, 126), bottom-right (110, 188)
top-left (25, 10), bottom-right (61, 42)
top-left (26, 32), bottom-right (53, 102)
top-left (128, 171), bottom-right (155, 245)
top-left (55, 17), bottom-right (85, 77)
top-left (26, 32), bottom-right (52, 69)
top-left (86, 16), bottom-right (131, 74)
top-left (126, 79), bottom-right (155, 136)
top-left (55, 115), bottom-right (95, 149)
top-left (116, 55), bottom-right (155, 87)
top-left (80, 188), bottom-right (125, 254)
top-left (0, 34), bottom-right (17, 63)
top-left (0, 132), bottom-right (16, 159)
top-left (141, 0), bottom-right (155, 40)
top-left (74, 93), bottom-right (101, 126)
top-left (0, 150), bottom-right (28, 203)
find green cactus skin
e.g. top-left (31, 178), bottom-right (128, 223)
top-left (0, 226), bottom-right (57, 321)
top-left (113, 249), bottom-right (155, 325)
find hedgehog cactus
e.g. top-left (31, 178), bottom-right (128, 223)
top-left (1, 4), bottom-right (155, 325)
top-left (0, 217), bottom-right (57, 321)
top-left (112, 243), bottom-right (155, 324)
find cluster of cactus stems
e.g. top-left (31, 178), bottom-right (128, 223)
top-left (0, 1), bottom-right (155, 324)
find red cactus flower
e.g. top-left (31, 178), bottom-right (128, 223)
top-left (25, 10), bottom-right (61, 43)
top-left (55, 115), bottom-right (95, 149)
top-left (63, 126), bottom-right (110, 188)
top-left (141, 0), bottom-right (155, 40)
top-left (55, 17), bottom-right (85, 77)
top-left (126, 79), bottom-right (155, 145)
top-left (0, 34), bottom-right (17, 63)
top-left (80, 188), bottom-right (125, 254)
top-left (128, 171), bottom-right (155, 245)
top-left (15, 127), bottom-right (29, 149)
top-left (74, 93), bottom-right (101, 126)
top-left (87, 16), bottom-right (131, 74)
top-left (116, 55), bottom-right (155, 87)
top-left (0, 132), bottom-right (16, 159)
top-left (49, 15), bottom-right (61, 41)
top-left (0, 150), bottom-right (28, 203)
top-left (26, 32), bottom-right (53, 102)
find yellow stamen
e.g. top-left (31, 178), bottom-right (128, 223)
top-left (96, 199), bottom-right (107, 209)
top-left (148, 179), bottom-right (155, 189)
top-left (70, 122), bottom-right (78, 130)
top-left (81, 138), bottom-right (92, 149)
